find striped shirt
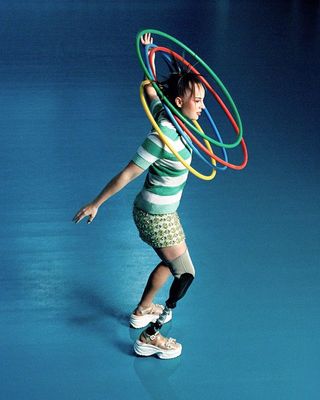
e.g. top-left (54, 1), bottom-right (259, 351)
top-left (132, 99), bottom-right (192, 214)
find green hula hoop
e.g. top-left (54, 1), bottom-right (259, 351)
top-left (136, 28), bottom-right (243, 149)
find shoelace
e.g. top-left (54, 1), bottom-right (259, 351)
top-left (165, 337), bottom-right (177, 349)
top-left (138, 303), bottom-right (164, 315)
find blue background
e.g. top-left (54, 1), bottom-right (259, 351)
top-left (1, 1), bottom-right (319, 399)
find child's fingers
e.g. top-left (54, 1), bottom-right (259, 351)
top-left (141, 33), bottom-right (153, 45)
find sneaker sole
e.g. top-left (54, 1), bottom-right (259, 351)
top-left (134, 340), bottom-right (182, 359)
top-left (130, 310), bottom-right (172, 329)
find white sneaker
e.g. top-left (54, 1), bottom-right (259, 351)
top-left (130, 304), bottom-right (172, 329)
top-left (134, 331), bottom-right (182, 359)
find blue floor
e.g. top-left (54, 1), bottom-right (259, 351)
top-left (1, 1), bottom-right (320, 399)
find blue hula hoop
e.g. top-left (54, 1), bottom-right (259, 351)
top-left (144, 44), bottom-right (228, 171)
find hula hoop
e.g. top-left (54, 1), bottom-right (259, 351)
top-left (145, 45), bottom-right (248, 170)
top-left (140, 80), bottom-right (217, 181)
top-left (144, 44), bottom-right (228, 171)
top-left (148, 46), bottom-right (238, 140)
top-left (136, 28), bottom-right (243, 149)
top-left (173, 113), bottom-right (248, 170)
top-left (148, 46), bottom-right (248, 169)
top-left (163, 103), bottom-right (228, 171)
top-left (163, 103), bottom-right (222, 170)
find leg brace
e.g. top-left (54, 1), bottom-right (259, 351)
top-left (146, 250), bottom-right (195, 335)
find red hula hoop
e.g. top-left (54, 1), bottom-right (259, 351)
top-left (148, 46), bottom-right (248, 170)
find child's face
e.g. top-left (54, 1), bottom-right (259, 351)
top-left (175, 83), bottom-right (206, 120)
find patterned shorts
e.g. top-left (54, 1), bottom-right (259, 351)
top-left (132, 207), bottom-right (185, 248)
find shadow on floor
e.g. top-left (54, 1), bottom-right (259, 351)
top-left (66, 284), bottom-right (134, 356)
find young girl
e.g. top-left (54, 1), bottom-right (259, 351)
top-left (73, 33), bottom-right (206, 359)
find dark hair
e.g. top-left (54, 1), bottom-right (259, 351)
top-left (158, 57), bottom-right (204, 105)
top-left (161, 72), bottom-right (204, 104)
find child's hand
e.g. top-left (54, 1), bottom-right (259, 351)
top-left (141, 33), bottom-right (153, 46)
top-left (72, 203), bottom-right (98, 224)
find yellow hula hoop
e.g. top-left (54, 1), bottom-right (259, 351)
top-left (140, 81), bottom-right (217, 181)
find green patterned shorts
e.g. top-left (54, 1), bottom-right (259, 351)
top-left (132, 207), bottom-right (185, 248)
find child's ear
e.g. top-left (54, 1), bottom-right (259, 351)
top-left (175, 97), bottom-right (183, 108)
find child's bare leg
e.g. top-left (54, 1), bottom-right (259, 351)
top-left (135, 263), bottom-right (172, 313)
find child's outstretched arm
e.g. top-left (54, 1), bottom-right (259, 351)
top-left (141, 33), bottom-right (158, 104)
top-left (72, 161), bottom-right (144, 224)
